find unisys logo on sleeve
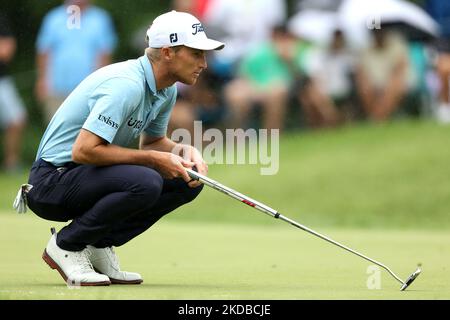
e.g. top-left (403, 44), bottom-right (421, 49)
top-left (98, 114), bottom-right (119, 129)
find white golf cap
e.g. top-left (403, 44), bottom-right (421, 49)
top-left (147, 10), bottom-right (225, 51)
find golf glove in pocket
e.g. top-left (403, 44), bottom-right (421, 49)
top-left (13, 184), bottom-right (33, 214)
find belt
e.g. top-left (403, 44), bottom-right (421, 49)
top-left (32, 158), bottom-right (78, 170)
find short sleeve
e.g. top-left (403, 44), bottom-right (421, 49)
top-left (83, 78), bottom-right (142, 143)
top-left (97, 10), bottom-right (117, 53)
top-left (144, 86), bottom-right (177, 137)
top-left (36, 10), bottom-right (58, 53)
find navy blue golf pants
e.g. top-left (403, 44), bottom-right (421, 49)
top-left (27, 159), bottom-right (203, 251)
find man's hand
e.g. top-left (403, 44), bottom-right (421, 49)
top-left (153, 152), bottom-right (194, 183)
top-left (139, 135), bottom-right (207, 188)
top-left (179, 145), bottom-right (207, 188)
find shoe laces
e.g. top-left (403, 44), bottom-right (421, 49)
top-left (72, 249), bottom-right (95, 273)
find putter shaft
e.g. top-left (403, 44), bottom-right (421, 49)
top-left (187, 168), bottom-right (417, 290)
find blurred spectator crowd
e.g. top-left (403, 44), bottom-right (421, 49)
top-left (1, 0), bottom-right (450, 172)
top-left (169, 0), bottom-right (450, 136)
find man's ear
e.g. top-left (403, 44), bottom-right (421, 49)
top-left (161, 47), bottom-right (175, 61)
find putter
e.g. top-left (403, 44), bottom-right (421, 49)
top-left (186, 168), bottom-right (421, 291)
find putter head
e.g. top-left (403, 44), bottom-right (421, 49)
top-left (400, 267), bottom-right (421, 291)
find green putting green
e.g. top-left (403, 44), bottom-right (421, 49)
top-left (0, 214), bottom-right (449, 299)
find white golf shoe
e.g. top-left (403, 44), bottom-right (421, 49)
top-left (87, 245), bottom-right (143, 284)
top-left (42, 230), bottom-right (111, 286)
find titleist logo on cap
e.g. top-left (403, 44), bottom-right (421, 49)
top-left (192, 23), bottom-right (204, 35)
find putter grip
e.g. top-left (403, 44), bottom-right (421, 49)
top-left (186, 168), bottom-right (199, 180)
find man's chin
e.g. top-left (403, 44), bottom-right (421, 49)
top-left (179, 78), bottom-right (198, 86)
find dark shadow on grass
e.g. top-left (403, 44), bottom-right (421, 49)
top-left (140, 282), bottom-right (308, 291)
top-left (31, 282), bottom-right (308, 291)
top-left (32, 279), bottom-right (431, 294)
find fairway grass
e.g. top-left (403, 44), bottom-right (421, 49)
top-left (1, 213), bottom-right (448, 300)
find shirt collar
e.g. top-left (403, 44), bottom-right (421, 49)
top-left (138, 55), bottom-right (167, 99)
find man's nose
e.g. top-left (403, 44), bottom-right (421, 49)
top-left (200, 54), bottom-right (207, 69)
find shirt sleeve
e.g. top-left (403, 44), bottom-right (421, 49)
top-left (83, 78), bottom-right (142, 143)
top-left (144, 86), bottom-right (177, 137)
top-left (97, 10), bottom-right (117, 53)
top-left (36, 10), bottom-right (57, 53)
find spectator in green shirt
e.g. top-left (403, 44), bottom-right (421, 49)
top-left (224, 25), bottom-right (303, 131)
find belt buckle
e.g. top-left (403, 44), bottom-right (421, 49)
top-left (56, 167), bottom-right (67, 173)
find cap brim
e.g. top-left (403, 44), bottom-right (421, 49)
top-left (185, 38), bottom-right (225, 51)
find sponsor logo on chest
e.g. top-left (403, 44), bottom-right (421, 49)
top-left (127, 117), bottom-right (144, 130)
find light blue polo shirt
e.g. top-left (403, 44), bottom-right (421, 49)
top-left (36, 5), bottom-right (117, 95)
top-left (35, 55), bottom-right (177, 166)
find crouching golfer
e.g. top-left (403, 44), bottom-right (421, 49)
top-left (16, 11), bottom-right (224, 286)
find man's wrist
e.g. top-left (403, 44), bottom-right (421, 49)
top-left (145, 149), bottom-right (161, 168)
